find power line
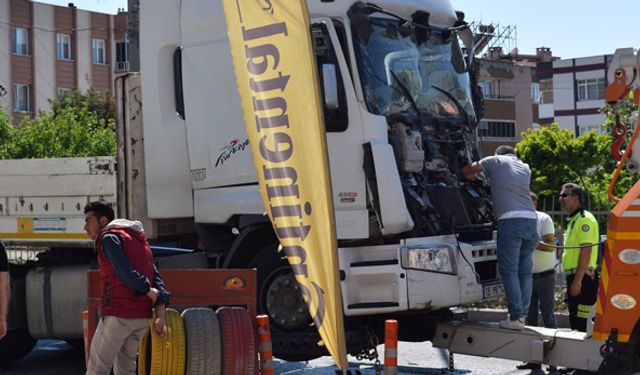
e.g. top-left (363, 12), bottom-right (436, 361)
top-left (0, 20), bottom-right (127, 34)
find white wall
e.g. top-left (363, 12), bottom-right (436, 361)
top-left (76, 10), bottom-right (91, 91)
top-left (33, 3), bottom-right (56, 112)
top-left (539, 103), bottom-right (554, 119)
top-left (577, 114), bottom-right (606, 127)
top-left (575, 56), bottom-right (605, 66)
top-left (575, 70), bottom-right (604, 80)
top-left (576, 100), bottom-right (604, 110)
top-left (0, 0), bottom-right (11, 110)
top-left (555, 117), bottom-right (575, 132)
top-left (553, 59), bottom-right (573, 69)
top-left (553, 73), bottom-right (575, 111)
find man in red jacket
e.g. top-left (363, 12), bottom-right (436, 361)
top-left (84, 201), bottom-right (170, 375)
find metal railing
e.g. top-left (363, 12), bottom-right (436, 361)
top-left (115, 61), bottom-right (130, 72)
top-left (538, 196), bottom-right (612, 232)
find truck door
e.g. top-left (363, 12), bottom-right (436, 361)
top-left (178, 0), bottom-right (258, 191)
top-left (311, 19), bottom-right (368, 240)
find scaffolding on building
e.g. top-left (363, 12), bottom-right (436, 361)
top-left (470, 22), bottom-right (518, 58)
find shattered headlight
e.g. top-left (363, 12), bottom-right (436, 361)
top-left (401, 245), bottom-right (457, 274)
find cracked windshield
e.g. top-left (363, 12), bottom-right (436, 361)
top-left (353, 17), bottom-right (476, 124)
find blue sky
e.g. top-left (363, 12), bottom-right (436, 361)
top-left (40, 0), bottom-right (637, 59)
top-left (39, 0), bottom-right (126, 15)
top-left (452, 0), bottom-right (637, 59)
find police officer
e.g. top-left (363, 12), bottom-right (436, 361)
top-left (559, 183), bottom-right (599, 332)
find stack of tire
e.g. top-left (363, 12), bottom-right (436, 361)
top-left (137, 306), bottom-right (258, 375)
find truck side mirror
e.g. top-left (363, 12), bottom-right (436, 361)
top-left (457, 27), bottom-right (475, 71)
top-left (322, 64), bottom-right (339, 110)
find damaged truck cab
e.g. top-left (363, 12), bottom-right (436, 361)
top-left (139, 0), bottom-right (500, 358)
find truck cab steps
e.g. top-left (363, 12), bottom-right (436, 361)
top-left (350, 259), bottom-right (398, 267)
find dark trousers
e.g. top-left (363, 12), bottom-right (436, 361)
top-left (526, 271), bottom-right (557, 328)
top-left (565, 271), bottom-right (599, 332)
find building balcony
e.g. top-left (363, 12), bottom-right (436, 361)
top-left (483, 94), bottom-right (515, 101)
top-left (115, 61), bottom-right (130, 72)
top-left (484, 98), bottom-right (516, 120)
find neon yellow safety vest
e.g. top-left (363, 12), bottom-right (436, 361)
top-left (562, 209), bottom-right (599, 270)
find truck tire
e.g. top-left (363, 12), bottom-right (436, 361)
top-left (248, 247), bottom-right (322, 361)
top-left (181, 307), bottom-right (222, 375)
top-left (0, 328), bottom-right (37, 365)
top-left (139, 308), bottom-right (186, 375)
top-left (138, 330), bottom-right (151, 375)
top-left (217, 307), bottom-right (257, 375)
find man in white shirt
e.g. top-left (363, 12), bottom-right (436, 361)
top-left (517, 192), bottom-right (557, 371)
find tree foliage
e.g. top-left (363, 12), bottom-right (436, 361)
top-left (0, 89), bottom-right (116, 159)
top-left (515, 96), bottom-right (637, 231)
top-left (50, 88), bottom-right (116, 124)
top-left (516, 124), bottom-right (616, 203)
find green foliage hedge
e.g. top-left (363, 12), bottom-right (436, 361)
top-left (0, 89), bottom-right (116, 159)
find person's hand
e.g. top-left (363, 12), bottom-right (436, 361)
top-left (147, 288), bottom-right (158, 305)
top-left (153, 305), bottom-right (166, 337)
top-left (153, 315), bottom-right (166, 337)
top-left (0, 320), bottom-right (7, 340)
top-left (570, 278), bottom-right (582, 297)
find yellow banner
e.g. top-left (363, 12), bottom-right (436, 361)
top-left (221, 0), bottom-right (347, 369)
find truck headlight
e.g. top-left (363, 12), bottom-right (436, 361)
top-left (401, 246), bottom-right (456, 274)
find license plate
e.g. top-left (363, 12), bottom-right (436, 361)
top-left (483, 283), bottom-right (505, 299)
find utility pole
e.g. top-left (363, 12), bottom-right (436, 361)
top-left (127, 0), bottom-right (140, 72)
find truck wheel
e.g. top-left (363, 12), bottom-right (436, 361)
top-left (249, 247), bottom-right (312, 332)
top-left (217, 307), bottom-right (257, 375)
top-left (137, 330), bottom-right (150, 375)
top-left (0, 329), bottom-right (37, 365)
top-left (181, 308), bottom-right (222, 375)
top-left (248, 247), bottom-right (322, 361)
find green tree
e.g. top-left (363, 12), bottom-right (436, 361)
top-left (516, 119), bottom-right (635, 232)
top-left (50, 88), bottom-right (116, 124)
top-left (0, 92), bottom-right (116, 159)
top-left (517, 123), bottom-right (633, 199)
top-left (0, 106), bottom-right (16, 158)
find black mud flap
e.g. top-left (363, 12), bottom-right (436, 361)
top-left (597, 327), bottom-right (640, 374)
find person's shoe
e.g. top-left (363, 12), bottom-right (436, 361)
top-left (516, 361), bottom-right (541, 370)
top-left (499, 317), bottom-right (525, 330)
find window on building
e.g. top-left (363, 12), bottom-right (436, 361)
top-left (531, 83), bottom-right (540, 103)
top-left (57, 87), bottom-right (70, 98)
top-left (57, 33), bottom-right (72, 60)
top-left (115, 40), bottom-right (129, 71)
top-left (13, 27), bottom-right (28, 55)
top-left (577, 78), bottom-right (605, 101)
top-left (92, 39), bottom-right (106, 64)
top-left (578, 124), bottom-right (604, 135)
top-left (477, 120), bottom-right (516, 139)
top-left (478, 80), bottom-right (496, 99)
top-left (540, 90), bottom-right (553, 104)
top-left (13, 84), bottom-right (29, 112)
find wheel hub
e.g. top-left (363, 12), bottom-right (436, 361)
top-left (265, 272), bottom-right (311, 329)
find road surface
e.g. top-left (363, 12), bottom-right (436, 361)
top-left (1, 339), bottom-right (560, 374)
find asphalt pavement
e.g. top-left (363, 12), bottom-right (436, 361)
top-left (1, 339), bottom-right (560, 375)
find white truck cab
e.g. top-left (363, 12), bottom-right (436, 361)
top-left (135, 0), bottom-right (498, 359)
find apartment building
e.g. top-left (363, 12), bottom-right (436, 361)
top-left (475, 47), bottom-right (555, 156)
top-left (537, 54), bottom-right (611, 136)
top-left (0, 0), bottom-right (129, 123)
